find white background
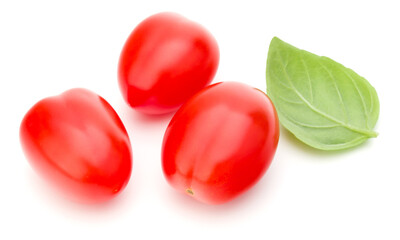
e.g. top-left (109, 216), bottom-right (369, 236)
top-left (1, 0), bottom-right (399, 239)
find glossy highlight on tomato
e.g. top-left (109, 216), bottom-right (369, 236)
top-left (20, 89), bottom-right (132, 204)
top-left (118, 12), bottom-right (219, 115)
top-left (162, 82), bottom-right (280, 204)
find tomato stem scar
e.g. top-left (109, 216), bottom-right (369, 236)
top-left (186, 188), bottom-right (194, 196)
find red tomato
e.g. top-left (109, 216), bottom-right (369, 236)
top-left (118, 12), bottom-right (219, 115)
top-left (162, 82), bottom-right (280, 204)
top-left (20, 89), bottom-right (132, 203)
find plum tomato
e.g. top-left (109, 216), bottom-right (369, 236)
top-left (162, 82), bottom-right (280, 204)
top-left (118, 12), bottom-right (220, 115)
top-left (20, 89), bottom-right (132, 204)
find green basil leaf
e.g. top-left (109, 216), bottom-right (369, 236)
top-left (266, 37), bottom-right (379, 150)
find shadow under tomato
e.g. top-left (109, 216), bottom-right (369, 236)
top-left (161, 164), bottom-right (279, 220)
top-left (116, 100), bottom-right (175, 151)
top-left (25, 166), bottom-right (138, 219)
top-left (120, 100), bottom-right (175, 125)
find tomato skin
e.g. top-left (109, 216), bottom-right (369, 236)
top-left (118, 12), bottom-right (219, 115)
top-left (162, 82), bottom-right (280, 204)
top-left (20, 89), bottom-right (132, 204)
